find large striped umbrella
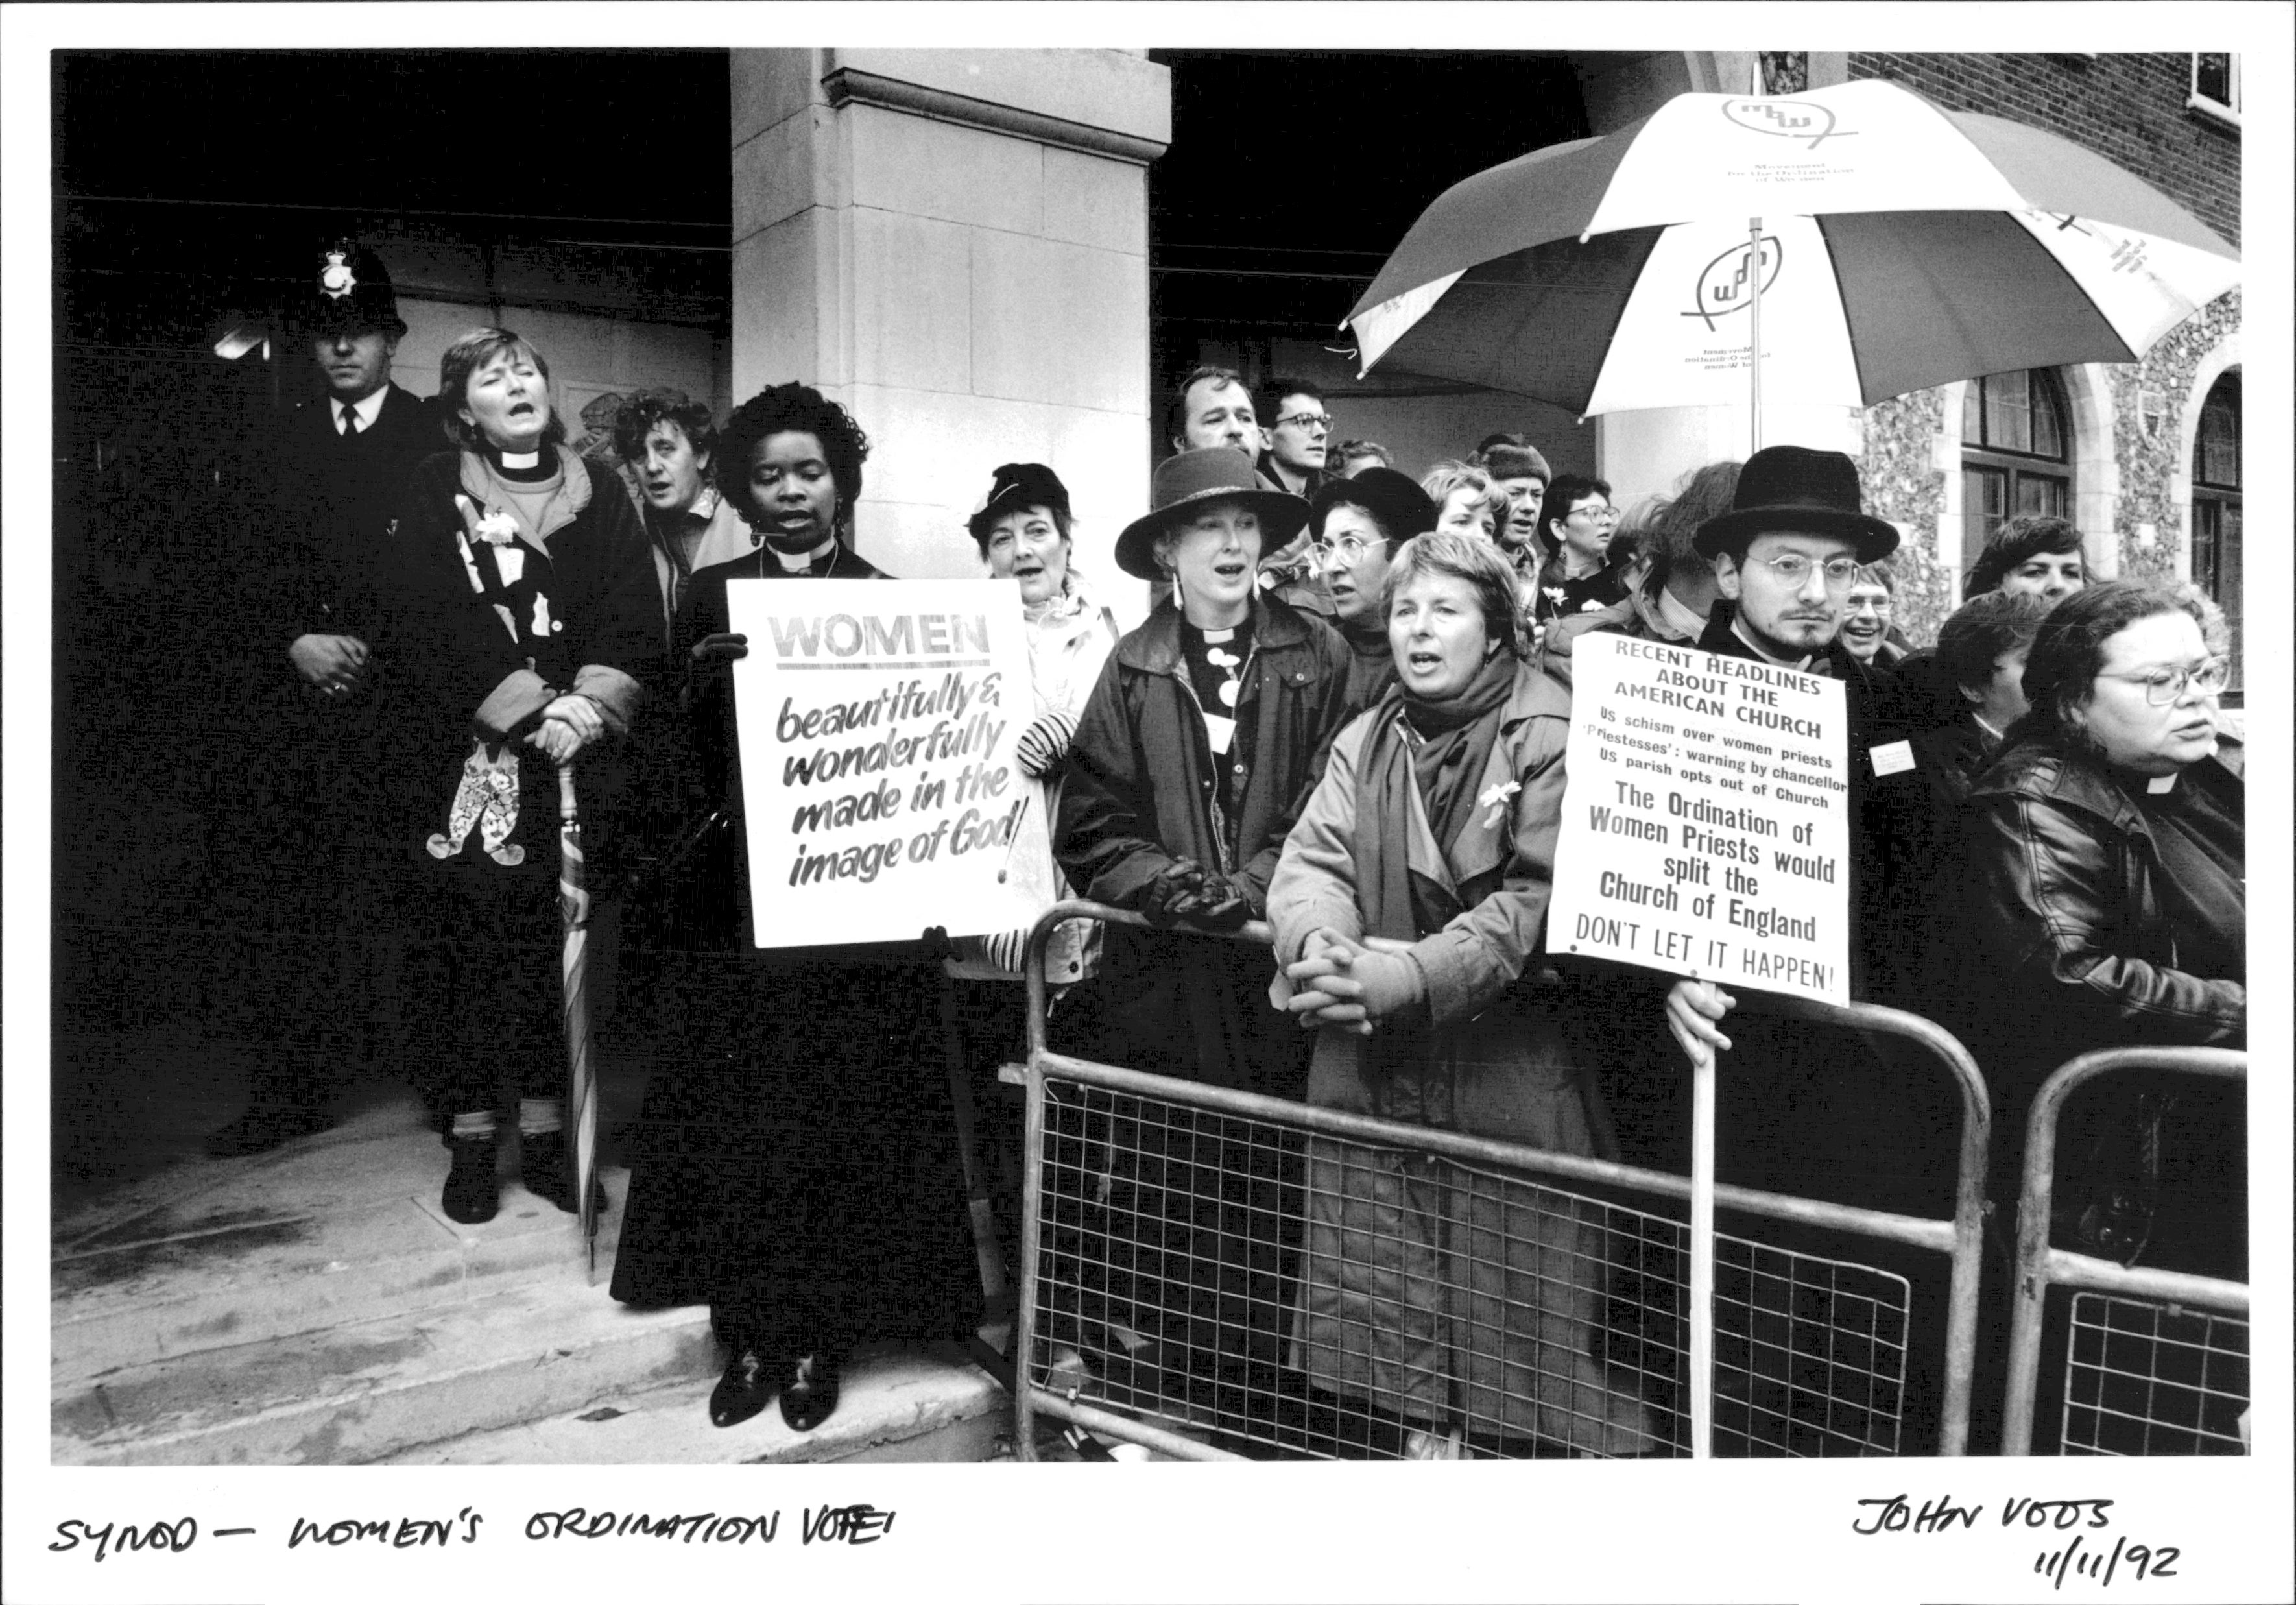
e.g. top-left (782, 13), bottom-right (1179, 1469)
top-left (1347, 79), bottom-right (2239, 437)
top-left (557, 764), bottom-right (601, 1277)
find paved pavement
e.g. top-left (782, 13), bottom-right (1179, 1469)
top-left (49, 1045), bottom-right (1015, 1466)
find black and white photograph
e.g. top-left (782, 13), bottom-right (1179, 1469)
top-left (8, 7), bottom-right (2291, 1602)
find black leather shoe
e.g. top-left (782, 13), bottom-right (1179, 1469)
top-left (440, 1135), bottom-right (500, 1224)
top-left (778, 1351), bottom-right (841, 1434)
top-left (205, 1105), bottom-right (331, 1159)
top-left (710, 1347), bottom-right (775, 1429)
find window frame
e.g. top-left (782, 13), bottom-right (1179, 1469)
top-left (2188, 53), bottom-right (2242, 131)
top-left (1959, 368), bottom-right (2074, 581)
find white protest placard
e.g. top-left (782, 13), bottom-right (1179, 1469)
top-left (1548, 631), bottom-right (1852, 1004)
top-left (725, 577), bottom-right (1056, 948)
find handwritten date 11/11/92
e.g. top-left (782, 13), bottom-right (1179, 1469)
top-left (1851, 1495), bottom-right (2180, 1591)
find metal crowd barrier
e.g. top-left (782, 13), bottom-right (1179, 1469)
top-left (2002, 1047), bottom-right (2249, 1456)
top-left (1008, 899), bottom-right (1991, 1461)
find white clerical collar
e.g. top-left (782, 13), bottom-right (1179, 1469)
top-left (773, 537), bottom-right (837, 572)
top-left (497, 449), bottom-right (543, 470)
top-left (1730, 616), bottom-right (1814, 671)
top-left (1971, 712), bottom-right (2005, 743)
top-left (2146, 773), bottom-right (2177, 794)
top-left (337, 387), bottom-right (389, 434)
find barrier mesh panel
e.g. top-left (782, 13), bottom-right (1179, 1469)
top-left (2060, 1293), bottom-right (2250, 1456)
top-left (1029, 1077), bottom-right (1910, 1460)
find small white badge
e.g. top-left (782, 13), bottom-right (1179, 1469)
top-left (1869, 740), bottom-right (1916, 777)
top-left (1202, 711), bottom-right (1238, 755)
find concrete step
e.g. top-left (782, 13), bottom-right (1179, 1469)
top-left (53, 1274), bottom-right (717, 1466)
top-left (378, 1344), bottom-right (1010, 1466)
top-left (54, 1109), bottom-right (628, 1382)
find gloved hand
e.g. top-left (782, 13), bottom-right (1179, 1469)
top-left (682, 633), bottom-right (750, 708)
top-left (690, 631), bottom-right (749, 664)
top-left (1014, 708), bottom-right (1079, 779)
top-left (1167, 870), bottom-right (1256, 930)
top-left (1140, 857), bottom-right (1210, 925)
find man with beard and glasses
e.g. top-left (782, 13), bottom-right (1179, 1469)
top-left (1656, 446), bottom-right (1957, 1450)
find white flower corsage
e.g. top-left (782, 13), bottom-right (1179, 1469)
top-left (1477, 779), bottom-right (1520, 828)
top-left (1542, 585), bottom-right (1568, 609)
top-left (472, 508), bottom-right (520, 546)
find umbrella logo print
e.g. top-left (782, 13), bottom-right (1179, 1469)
top-left (1684, 235), bottom-right (1783, 330)
top-left (1721, 98), bottom-right (1850, 149)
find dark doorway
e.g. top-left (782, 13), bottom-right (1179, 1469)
top-left (50, 51), bottom-right (730, 1203)
top-left (1146, 50), bottom-right (1594, 466)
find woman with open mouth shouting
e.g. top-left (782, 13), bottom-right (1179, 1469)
top-left (379, 327), bottom-right (657, 1227)
top-left (1051, 447), bottom-right (1351, 1416)
top-left (1267, 530), bottom-right (1655, 1458)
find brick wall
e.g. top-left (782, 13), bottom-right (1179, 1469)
top-left (1848, 53), bottom-right (2240, 248)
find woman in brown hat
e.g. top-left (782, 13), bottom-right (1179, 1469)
top-left (1051, 447), bottom-right (1352, 1412)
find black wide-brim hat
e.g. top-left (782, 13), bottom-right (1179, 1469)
top-left (1693, 444), bottom-right (1898, 564)
top-left (1311, 466), bottom-right (1437, 546)
top-left (288, 243), bottom-right (409, 339)
top-left (1114, 448), bottom-right (1310, 579)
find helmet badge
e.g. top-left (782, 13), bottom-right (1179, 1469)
top-left (320, 249), bottom-right (358, 301)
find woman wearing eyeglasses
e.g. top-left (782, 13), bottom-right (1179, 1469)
top-left (1529, 472), bottom-right (1629, 634)
top-left (1307, 468), bottom-right (1439, 715)
top-left (1954, 580), bottom-right (2244, 1275)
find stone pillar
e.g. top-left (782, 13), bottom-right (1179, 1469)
top-left (731, 49), bottom-right (1169, 618)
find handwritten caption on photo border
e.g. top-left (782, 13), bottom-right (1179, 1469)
top-left (1548, 631), bottom-right (1851, 1004)
top-left (726, 577), bottom-right (1054, 950)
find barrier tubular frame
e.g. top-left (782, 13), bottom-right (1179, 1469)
top-left (1012, 899), bottom-right (1992, 1461)
top-left (2000, 1046), bottom-right (2249, 1457)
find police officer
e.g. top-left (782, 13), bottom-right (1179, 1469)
top-left (208, 243), bottom-right (442, 1156)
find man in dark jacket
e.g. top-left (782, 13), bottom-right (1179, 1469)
top-left (1662, 447), bottom-right (1950, 1203)
top-left (210, 243), bottom-right (442, 1156)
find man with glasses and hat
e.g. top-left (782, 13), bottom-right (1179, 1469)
top-left (208, 242), bottom-right (441, 1157)
top-left (1653, 446), bottom-right (1959, 1447)
top-left (1662, 445), bottom-right (1947, 1183)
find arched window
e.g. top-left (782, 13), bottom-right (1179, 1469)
top-left (1961, 368), bottom-right (2070, 578)
top-left (2192, 370), bottom-right (2242, 692)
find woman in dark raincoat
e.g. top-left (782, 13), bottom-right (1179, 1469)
top-left (1051, 446), bottom-right (1350, 1411)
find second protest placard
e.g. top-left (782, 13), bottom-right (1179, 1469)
top-left (1548, 631), bottom-right (1851, 1004)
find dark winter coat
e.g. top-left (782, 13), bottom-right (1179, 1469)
top-left (1057, 595), bottom-right (1352, 1090)
top-left (1695, 605), bottom-right (1935, 1005)
top-left (1953, 740), bottom-right (2245, 1105)
top-left (379, 448), bottom-right (656, 880)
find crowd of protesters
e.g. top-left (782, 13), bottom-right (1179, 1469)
top-left (228, 242), bottom-right (2245, 1454)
